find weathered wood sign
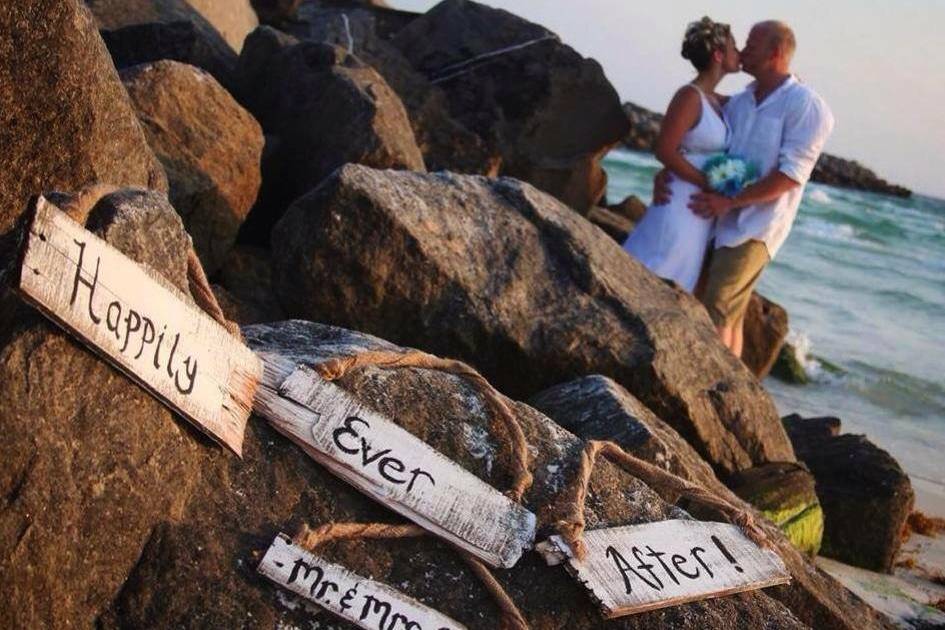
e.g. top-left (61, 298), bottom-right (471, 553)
top-left (251, 364), bottom-right (536, 568)
top-left (537, 520), bottom-right (790, 618)
top-left (16, 196), bottom-right (260, 455)
top-left (259, 534), bottom-right (467, 630)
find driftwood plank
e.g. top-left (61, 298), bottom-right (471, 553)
top-left (251, 363), bottom-right (536, 569)
top-left (537, 520), bottom-right (791, 618)
top-left (17, 196), bottom-right (260, 455)
top-left (259, 533), bottom-right (468, 630)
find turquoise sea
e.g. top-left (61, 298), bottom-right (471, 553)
top-left (604, 148), bottom-right (945, 515)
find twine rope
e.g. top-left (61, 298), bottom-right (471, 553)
top-left (556, 440), bottom-right (769, 561)
top-left (315, 350), bottom-right (533, 503)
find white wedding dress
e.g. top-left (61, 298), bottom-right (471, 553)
top-left (623, 85), bottom-right (729, 293)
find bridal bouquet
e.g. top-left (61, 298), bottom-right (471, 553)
top-left (702, 154), bottom-right (759, 197)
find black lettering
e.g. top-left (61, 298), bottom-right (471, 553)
top-left (174, 356), bottom-right (197, 394)
top-left (691, 546), bottom-right (714, 578)
top-left (645, 545), bottom-right (679, 585)
top-left (406, 468), bottom-right (435, 493)
top-left (333, 416), bottom-right (369, 455)
top-left (153, 326), bottom-right (166, 369)
top-left (120, 309), bottom-right (141, 353)
top-left (671, 553), bottom-right (699, 579)
top-left (106, 301), bottom-right (122, 340)
top-left (166, 332), bottom-right (180, 378)
top-left (359, 595), bottom-right (392, 628)
top-left (314, 579), bottom-right (339, 600)
top-left (606, 546), bottom-right (661, 593)
top-left (287, 558), bottom-right (323, 588)
top-left (135, 317), bottom-right (155, 359)
top-left (69, 239), bottom-right (102, 324)
top-left (359, 438), bottom-right (392, 468)
top-left (711, 535), bottom-right (744, 573)
top-left (632, 546), bottom-right (663, 590)
top-left (340, 584), bottom-right (358, 612)
top-left (378, 457), bottom-right (406, 484)
top-left (388, 613), bottom-right (420, 630)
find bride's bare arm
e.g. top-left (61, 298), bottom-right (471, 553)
top-left (654, 87), bottom-right (710, 190)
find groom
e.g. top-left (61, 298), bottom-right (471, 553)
top-left (655, 20), bottom-right (834, 358)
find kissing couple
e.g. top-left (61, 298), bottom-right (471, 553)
top-left (623, 18), bottom-right (834, 360)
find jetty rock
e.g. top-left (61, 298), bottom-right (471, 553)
top-left (84, 0), bottom-right (258, 55)
top-left (271, 164), bottom-right (795, 476)
top-left (282, 2), bottom-right (497, 175)
top-left (0, 0), bottom-right (166, 240)
top-left (101, 19), bottom-right (239, 92)
top-left (784, 415), bottom-right (915, 573)
top-left (0, 190), bottom-right (205, 629)
top-left (391, 0), bottom-right (629, 213)
top-left (531, 375), bottom-right (892, 630)
top-left (236, 27), bottom-right (424, 241)
top-left (121, 60), bottom-right (264, 274)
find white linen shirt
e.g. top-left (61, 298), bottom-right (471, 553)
top-left (716, 75), bottom-right (835, 258)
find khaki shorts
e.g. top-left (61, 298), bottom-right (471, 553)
top-left (698, 240), bottom-right (770, 328)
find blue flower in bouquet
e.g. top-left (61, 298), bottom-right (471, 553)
top-left (702, 154), bottom-right (759, 197)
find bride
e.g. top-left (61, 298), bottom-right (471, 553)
top-left (623, 17), bottom-right (740, 293)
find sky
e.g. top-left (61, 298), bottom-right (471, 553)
top-left (390, 0), bottom-right (945, 198)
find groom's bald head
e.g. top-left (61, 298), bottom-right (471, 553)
top-left (755, 20), bottom-right (796, 61)
top-left (741, 20), bottom-right (796, 76)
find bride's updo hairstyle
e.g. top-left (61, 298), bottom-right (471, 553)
top-left (681, 17), bottom-right (732, 71)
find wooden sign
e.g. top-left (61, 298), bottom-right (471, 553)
top-left (259, 533), bottom-right (467, 630)
top-left (16, 196), bottom-right (260, 455)
top-left (251, 364), bottom-right (536, 569)
top-left (537, 520), bottom-right (790, 618)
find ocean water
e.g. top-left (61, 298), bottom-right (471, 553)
top-left (603, 148), bottom-right (945, 515)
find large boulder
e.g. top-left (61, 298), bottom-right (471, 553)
top-left (784, 415), bottom-right (915, 573)
top-left (121, 61), bottom-right (263, 273)
top-left (391, 0), bottom-right (629, 213)
top-left (93, 319), bottom-right (804, 629)
top-left (101, 19), bottom-right (238, 91)
top-left (271, 164), bottom-right (795, 476)
top-left (285, 4), bottom-right (497, 175)
top-left (0, 0), bottom-right (166, 240)
top-left (236, 28), bottom-right (425, 241)
top-left (0, 190), bottom-right (208, 628)
top-left (742, 293), bottom-right (790, 379)
top-left (216, 245), bottom-right (286, 324)
top-left (729, 463), bottom-right (823, 557)
top-left (531, 375), bottom-right (892, 630)
top-left (84, 0), bottom-right (258, 54)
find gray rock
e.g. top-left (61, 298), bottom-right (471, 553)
top-left (236, 28), bottom-right (425, 241)
top-left (0, 0), bottom-right (166, 240)
top-left (742, 293), bottom-right (789, 380)
top-left (784, 415), bottom-right (915, 573)
top-left (101, 19), bottom-right (238, 91)
top-left (121, 61), bottom-right (264, 273)
top-left (391, 0), bottom-right (628, 213)
top-left (531, 375), bottom-right (893, 630)
top-left (271, 164), bottom-right (795, 476)
top-left (286, 4), bottom-right (496, 175)
top-left (84, 0), bottom-right (258, 54)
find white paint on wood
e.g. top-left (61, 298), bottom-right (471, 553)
top-left (259, 534), bottom-right (468, 630)
top-left (538, 519), bottom-right (791, 618)
top-left (251, 363), bottom-right (536, 568)
top-left (17, 196), bottom-right (260, 455)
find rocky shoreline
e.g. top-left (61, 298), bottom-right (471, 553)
top-left (622, 102), bottom-right (912, 198)
top-left (0, 1), bottom-right (935, 628)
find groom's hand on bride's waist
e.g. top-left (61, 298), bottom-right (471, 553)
top-left (652, 168), bottom-right (673, 205)
top-left (689, 192), bottom-right (735, 218)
